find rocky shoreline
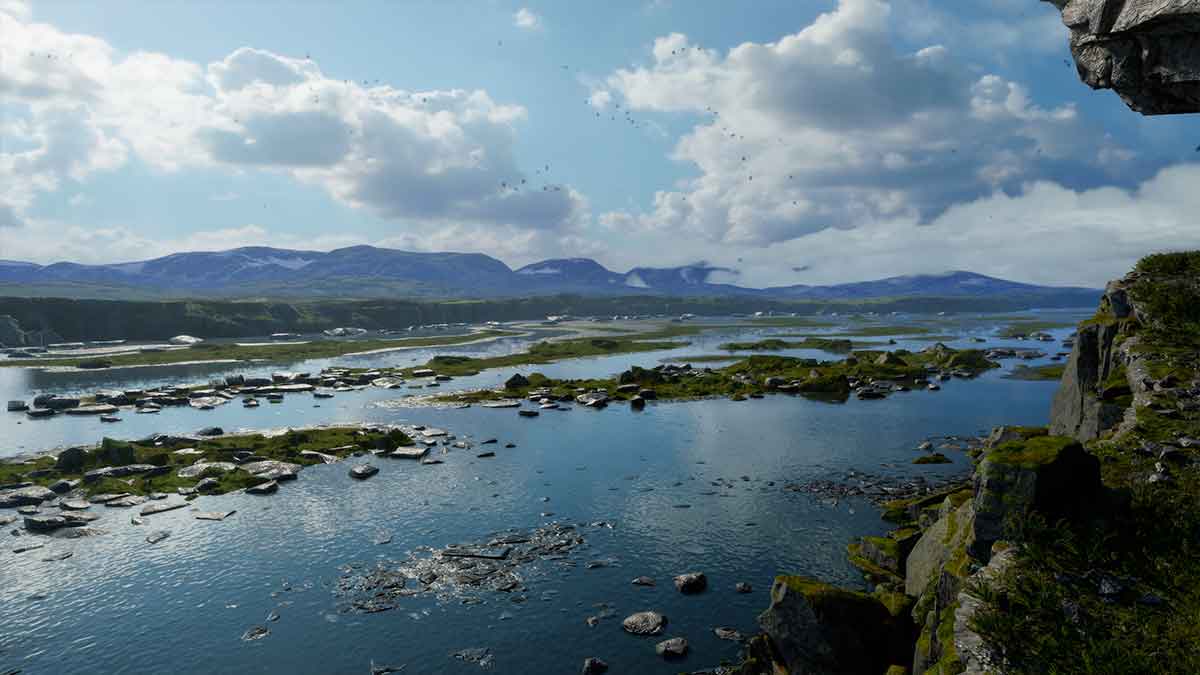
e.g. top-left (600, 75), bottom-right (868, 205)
top-left (726, 253), bottom-right (1200, 674)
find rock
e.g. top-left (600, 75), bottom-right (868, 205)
top-left (48, 479), bottom-right (79, 494)
top-left (736, 582), bottom-right (753, 594)
top-left (917, 441), bottom-right (933, 451)
top-left (246, 480), bottom-right (278, 495)
top-left (7, 400), bottom-right (28, 412)
top-left (1046, 0), bottom-right (1200, 115)
top-left (875, 352), bottom-right (908, 367)
top-left (55, 446), bottom-right (90, 472)
top-left (758, 576), bottom-right (913, 675)
top-left (673, 572), bottom-right (707, 594)
top-left (105, 495), bottom-right (148, 508)
top-left (146, 530), bottom-right (170, 544)
top-left (0, 485), bottom-right (56, 508)
top-left (140, 502), bottom-right (186, 516)
top-left (389, 447), bottom-right (428, 460)
top-left (24, 515), bottom-right (68, 531)
top-left (906, 496), bottom-right (975, 598)
top-left (196, 426), bottom-right (224, 437)
top-left (622, 611), bottom-right (667, 635)
top-left (242, 460), bottom-right (301, 481)
top-left (177, 462), bottom-right (237, 479)
top-left (581, 657), bottom-right (608, 674)
top-left (970, 434), bottom-right (1102, 561)
top-left (169, 335), bottom-right (203, 346)
top-left (194, 510), bottom-right (236, 521)
top-left (59, 499), bottom-right (91, 511)
top-left (714, 627), bottom-right (745, 641)
top-left (83, 464), bottom-right (158, 483)
top-left (299, 450), bottom-right (338, 464)
top-left (630, 395), bottom-right (646, 410)
top-left (638, 389), bottom-right (657, 400)
top-left (1049, 299), bottom-right (1128, 441)
top-left (241, 626), bottom-right (270, 641)
top-left (654, 637), bottom-right (688, 659)
top-left (631, 576), bottom-right (656, 587)
top-left (477, 451), bottom-right (496, 458)
top-left (504, 373), bottom-right (530, 390)
top-left (350, 464), bottom-right (379, 480)
top-left (195, 478), bottom-right (220, 492)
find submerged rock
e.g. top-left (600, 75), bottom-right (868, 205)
top-left (581, 657), bottom-right (608, 674)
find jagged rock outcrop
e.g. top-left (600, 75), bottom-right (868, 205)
top-left (970, 433), bottom-right (1102, 560)
top-left (1049, 278), bottom-right (1138, 440)
top-left (1045, 0), bottom-right (1200, 115)
top-left (757, 576), bottom-right (913, 674)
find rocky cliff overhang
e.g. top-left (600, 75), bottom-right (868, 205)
top-left (1046, 0), bottom-right (1200, 115)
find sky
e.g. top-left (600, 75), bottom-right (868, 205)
top-left (3, 0), bottom-right (1200, 288)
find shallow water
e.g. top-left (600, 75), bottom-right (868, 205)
top-left (0, 311), bottom-right (1081, 674)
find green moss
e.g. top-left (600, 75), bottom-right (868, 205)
top-left (875, 588), bottom-right (914, 618)
top-left (914, 453), bottom-right (952, 465)
top-left (987, 435), bottom-right (1079, 469)
top-left (719, 337), bottom-right (855, 353)
top-left (930, 600), bottom-right (964, 674)
top-left (1004, 364), bottom-right (1065, 381)
top-left (0, 426), bottom-right (402, 498)
top-left (847, 543), bottom-right (903, 585)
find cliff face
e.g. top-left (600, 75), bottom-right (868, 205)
top-left (1048, 278), bottom-right (1139, 440)
top-left (744, 253), bottom-right (1200, 675)
top-left (1045, 0), bottom-right (1200, 115)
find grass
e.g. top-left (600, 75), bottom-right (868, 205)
top-left (718, 337), bottom-right (855, 353)
top-left (996, 320), bottom-right (1075, 338)
top-left (5, 330), bottom-right (518, 369)
top-left (1005, 364), bottom-right (1066, 381)
top-left (0, 426), bottom-right (408, 498)
top-left (431, 345), bottom-right (1000, 406)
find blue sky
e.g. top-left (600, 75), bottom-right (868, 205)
top-left (3, 0), bottom-right (1200, 286)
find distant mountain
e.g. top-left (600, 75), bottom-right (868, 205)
top-left (0, 246), bottom-right (1101, 305)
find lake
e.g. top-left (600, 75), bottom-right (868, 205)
top-left (0, 311), bottom-right (1080, 674)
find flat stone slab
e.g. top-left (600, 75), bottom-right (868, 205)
top-left (141, 502), bottom-right (187, 516)
top-left (89, 492), bottom-right (132, 504)
top-left (146, 530), bottom-right (170, 545)
top-left (177, 462), bottom-right (237, 479)
top-left (389, 447), bottom-right (428, 460)
top-left (440, 546), bottom-right (512, 560)
top-left (105, 495), bottom-right (149, 508)
top-left (193, 510), bottom-right (237, 521)
top-left (0, 485), bottom-right (56, 508)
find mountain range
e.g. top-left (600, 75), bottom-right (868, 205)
top-left (0, 245), bottom-right (1100, 304)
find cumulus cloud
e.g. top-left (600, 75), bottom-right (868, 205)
top-left (0, 3), bottom-right (586, 259)
top-left (596, 164), bottom-right (1200, 288)
top-left (597, 0), bottom-right (1127, 248)
top-left (513, 8), bottom-right (542, 31)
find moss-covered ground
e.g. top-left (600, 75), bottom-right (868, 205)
top-left (0, 426), bottom-right (407, 498)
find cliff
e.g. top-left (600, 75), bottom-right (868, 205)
top-left (1046, 0), bottom-right (1200, 115)
top-left (739, 251), bottom-right (1200, 674)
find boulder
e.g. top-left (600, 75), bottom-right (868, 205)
top-left (673, 572), bottom-right (707, 594)
top-left (95, 440), bottom-right (136, 466)
top-left (905, 496), bottom-right (975, 598)
top-left (1049, 319), bottom-right (1127, 440)
top-left (350, 464), bottom-right (379, 480)
top-left (177, 462), bottom-right (237, 479)
top-left (655, 637), bottom-right (688, 659)
top-left (55, 447), bottom-right (90, 472)
top-left (622, 611), bottom-right (667, 635)
top-left (0, 485), bottom-right (56, 508)
top-left (581, 657), bottom-right (608, 675)
top-left (970, 434), bottom-right (1102, 561)
top-left (242, 460), bottom-right (301, 482)
top-left (875, 352), bottom-right (908, 367)
top-left (504, 373), bottom-right (530, 390)
top-left (196, 426), bottom-right (224, 437)
top-left (757, 576), bottom-right (913, 675)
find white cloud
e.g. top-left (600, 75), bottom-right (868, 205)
top-left (597, 0), bottom-right (1127, 249)
top-left (513, 8), bottom-right (542, 31)
top-left (597, 164), bottom-right (1200, 288)
top-left (0, 4), bottom-right (586, 258)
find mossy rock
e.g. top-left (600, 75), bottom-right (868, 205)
top-left (758, 576), bottom-right (915, 675)
top-left (914, 453), bottom-right (952, 465)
